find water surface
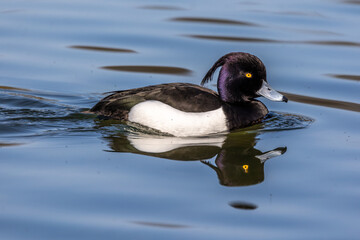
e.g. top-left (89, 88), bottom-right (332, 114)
top-left (0, 0), bottom-right (359, 239)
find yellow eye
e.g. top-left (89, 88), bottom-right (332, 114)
top-left (245, 73), bottom-right (252, 78)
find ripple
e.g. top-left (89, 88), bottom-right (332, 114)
top-left (0, 85), bottom-right (31, 92)
top-left (0, 108), bottom-right (95, 139)
top-left (0, 87), bottom-right (314, 139)
top-left (170, 17), bottom-right (258, 26)
top-left (0, 9), bottom-right (23, 14)
top-left (282, 91), bottom-right (360, 112)
top-left (306, 40), bottom-right (360, 47)
top-left (185, 34), bottom-right (278, 43)
top-left (252, 112), bottom-right (314, 132)
top-left (0, 87), bottom-right (98, 139)
top-left (96, 111), bottom-right (313, 138)
top-left (69, 45), bottom-right (137, 53)
top-left (342, 0), bottom-right (360, 5)
top-left (138, 5), bottom-right (185, 10)
top-left (325, 74), bottom-right (360, 82)
top-left (0, 142), bottom-right (23, 147)
top-left (229, 201), bottom-right (258, 210)
top-left (0, 92), bottom-right (56, 108)
top-left (132, 221), bottom-right (189, 229)
top-left (292, 28), bottom-right (340, 36)
top-left (185, 34), bottom-right (360, 47)
top-left (225, 112), bottom-right (312, 133)
top-left (252, 9), bottom-right (323, 17)
top-left (101, 65), bottom-right (192, 76)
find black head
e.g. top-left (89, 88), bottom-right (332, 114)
top-left (201, 52), bottom-right (287, 103)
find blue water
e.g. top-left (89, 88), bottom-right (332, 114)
top-left (0, 0), bottom-right (359, 239)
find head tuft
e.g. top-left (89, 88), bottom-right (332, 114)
top-left (201, 52), bottom-right (259, 86)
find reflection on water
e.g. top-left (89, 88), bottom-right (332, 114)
top-left (69, 45), bottom-right (137, 53)
top-left (185, 34), bottom-right (360, 47)
top-left (282, 91), bottom-right (360, 113)
top-left (201, 135), bottom-right (286, 187)
top-left (343, 0), bottom-right (360, 5)
top-left (0, 142), bottom-right (23, 147)
top-left (0, 85), bottom-right (30, 92)
top-left (103, 131), bottom-right (286, 187)
top-left (229, 201), bottom-right (258, 210)
top-left (101, 65), bottom-right (192, 76)
top-left (132, 221), bottom-right (189, 229)
top-left (170, 17), bottom-right (258, 26)
top-left (253, 10), bottom-right (323, 17)
top-left (104, 133), bottom-right (224, 160)
top-left (326, 74), bottom-right (360, 82)
top-left (138, 5), bottom-right (185, 11)
top-left (292, 28), bottom-right (339, 36)
top-left (186, 34), bottom-right (277, 43)
top-left (306, 40), bottom-right (360, 47)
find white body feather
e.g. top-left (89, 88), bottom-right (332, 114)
top-left (128, 100), bottom-right (228, 137)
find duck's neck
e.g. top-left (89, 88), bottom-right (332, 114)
top-left (217, 66), bottom-right (232, 102)
top-left (221, 100), bottom-right (269, 130)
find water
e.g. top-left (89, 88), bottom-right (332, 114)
top-left (1, 0), bottom-right (359, 239)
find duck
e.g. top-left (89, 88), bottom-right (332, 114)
top-left (90, 52), bottom-right (288, 137)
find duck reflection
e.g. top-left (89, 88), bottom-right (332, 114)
top-left (104, 131), bottom-right (286, 187)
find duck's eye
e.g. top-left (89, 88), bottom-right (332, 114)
top-left (245, 73), bottom-right (252, 78)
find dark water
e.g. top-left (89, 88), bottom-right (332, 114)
top-left (1, 0), bottom-right (360, 239)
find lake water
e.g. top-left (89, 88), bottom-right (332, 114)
top-left (1, 0), bottom-right (359, 239)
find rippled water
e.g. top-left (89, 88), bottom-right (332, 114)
top-left (1, 0), bottom-right (359, 239)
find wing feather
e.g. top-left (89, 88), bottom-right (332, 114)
top-left (90, 83), bottom-right (222, 120)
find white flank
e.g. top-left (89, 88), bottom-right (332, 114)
top-left (128, 135), bottom-right (226, 153)
top-left (128, 100), bottom-right (228, 137)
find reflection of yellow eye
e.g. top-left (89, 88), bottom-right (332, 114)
top-left (245, 73), bottom-right (252, 78)
top-left (243, 165), bottom-right (249, 173)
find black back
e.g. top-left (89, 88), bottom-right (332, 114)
top-left (90, 83), bottom-right (223, 120)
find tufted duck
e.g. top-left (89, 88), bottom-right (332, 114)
top-left (90, 52), bottom-right (288, 136)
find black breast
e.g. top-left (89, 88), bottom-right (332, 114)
top-left (222, 100), bottom-right (269, 130)
top-left (90, 83), bottom-right (223, 120)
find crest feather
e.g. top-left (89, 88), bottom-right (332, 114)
top-left (201, 56), bottom-right (226, 86)
top-left (201, 52), bottom-right (241, 86)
